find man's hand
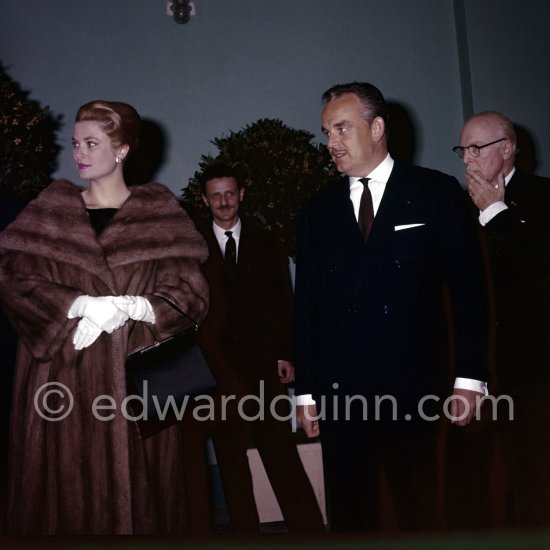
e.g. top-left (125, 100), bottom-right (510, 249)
top-left (449, 388), bottom-right (485, 427)
top-left (297, 404), bottom-right (320, 438)
top-left (277, 360), bottom-right (295, 383)
top-left (466, 168), bottom-right (505, 211)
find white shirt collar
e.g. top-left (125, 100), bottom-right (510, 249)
top-left (504, 167), bottom-right (516, 186)
top-left (349, 153), bottom-right (395, 189)
top-left (348, 154), bottom-right (394, 218)
top-left (213, 218), bottom-right (241, 239)
top-left (213, 218), bottom-right (241, 255)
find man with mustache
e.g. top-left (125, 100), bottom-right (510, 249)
top-left (184, 163), bottom-right (324, 535)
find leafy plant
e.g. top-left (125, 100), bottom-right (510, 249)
top-left (0, 63), bottom-right (62, 201)
top-left (182, 118), bottom-right (338, 258)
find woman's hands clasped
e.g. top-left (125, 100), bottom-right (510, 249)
top-left (67, 295), bottom-right (154, 350)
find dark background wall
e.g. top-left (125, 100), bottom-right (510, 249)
top-left (1, 0), bottom-right (548, 193)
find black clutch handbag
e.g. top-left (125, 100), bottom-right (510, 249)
top-left (126, 314), bottom-right (216, 439)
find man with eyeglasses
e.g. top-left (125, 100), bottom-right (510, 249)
top-left (455, 111), bottom-right (550, 528)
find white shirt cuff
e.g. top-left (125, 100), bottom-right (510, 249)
top-left (296, 394), bottom-right (316, 406)
top-left (479, 202), bottom-right (508, 226)
top-left (298, 381), bottom-right (488, 407)
top-left (454, 377), bottom-right (488, 396)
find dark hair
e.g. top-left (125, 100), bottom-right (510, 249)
top-left (75, 100), bottom-right (141, 153)
top-left (322, 82), bottom-right (389, 127)
top-left (199, 163), bottom-right (244, 194)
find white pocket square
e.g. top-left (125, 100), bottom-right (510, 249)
top-left (394, 223), bottom-right (426, 231)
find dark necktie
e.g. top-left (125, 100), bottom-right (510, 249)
top-left (358, 177), bottom-right (374, 241)
top-left (224, 230), bottom-right (237, 266)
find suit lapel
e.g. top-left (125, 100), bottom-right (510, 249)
top-left (352, 162), bottom-right (421, 293)
top-left (204, 225), bottom-right (224, 261)
top-left (236, 221), bottom-right (253, 274)
top-left (505, 171), bottom-right (523, 209)
top-left (200, 224), bottom-right (226, 284)
top-left (368, 163), bottom-right (417, 249)
top-left (329, 177), bottom-right (365, 249)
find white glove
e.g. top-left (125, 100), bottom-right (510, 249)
top-left (113, 295), bottom-right (155, 323)
top-left (67, 295), bottom-right (131, 334)
top-left (73, 317), bottom-right (102, 350)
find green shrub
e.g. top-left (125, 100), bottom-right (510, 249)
top-left (182, 118), bottom-right (337, 258)
top-left (0, 63), bottom-right (62, 201)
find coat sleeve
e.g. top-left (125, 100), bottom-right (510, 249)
top-left (261, 233), bottom-right (294, 362)
top-left (145, 256), bottom-right (210, 340)
top-left (293, 204), bottom-right (317, 395)
top-left (0, 251), bottom-right (83, 362)
top-left (134, 199), bottom-right (210, 343)
top-left (483, 188), bottom-right (550, 281)
top-left (439, 178), bottom-right (489, 382)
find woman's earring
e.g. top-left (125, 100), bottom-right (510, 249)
top-left (116, 154), bottom-right (125, 164)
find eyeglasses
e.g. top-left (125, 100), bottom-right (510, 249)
top-left (452, 138), bottom-right (507, 159)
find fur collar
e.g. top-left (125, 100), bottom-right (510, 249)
top-left (0, 180), bottom-right (207, 283)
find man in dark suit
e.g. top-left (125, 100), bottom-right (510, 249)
top-left (294, 82), bottom-right (488, 532)
top-left (184, 164), bottom-right (324, 535)
top-left (457, 111), bottom-right (550, 527)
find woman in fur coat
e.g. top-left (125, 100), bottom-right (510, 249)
top-left (0, 101), bottom-right (209, 534)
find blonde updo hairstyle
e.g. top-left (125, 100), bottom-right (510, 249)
top-left (75, 100), bottom-right (141, 155)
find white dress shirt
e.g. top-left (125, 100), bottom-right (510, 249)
top-left (213, 218), bottom-right (241, 260)
top-left (349, 153), bottom-right (394, 219)
top-left (297, 154), bottom-right (487, 407)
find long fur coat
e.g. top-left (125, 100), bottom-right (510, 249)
top-left (0, 180), bottom-right (209, 534)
